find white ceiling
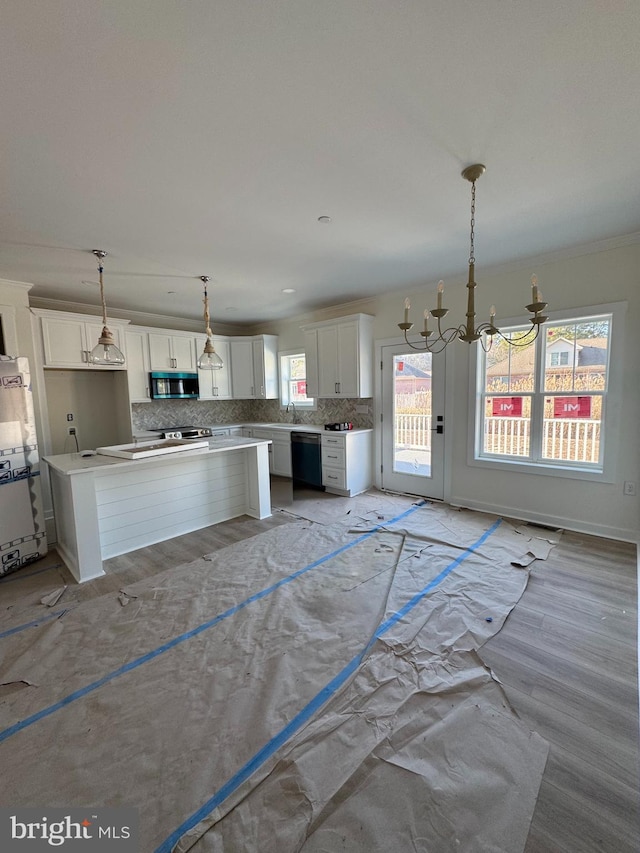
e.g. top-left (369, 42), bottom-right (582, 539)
top-left (1, 1), bottom-right (639, 326)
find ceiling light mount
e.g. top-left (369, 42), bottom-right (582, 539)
top-left (398, 164), bottom-right (549, 353)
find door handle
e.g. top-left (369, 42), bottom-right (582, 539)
top-left (431, 425), bottom-right (444, 434)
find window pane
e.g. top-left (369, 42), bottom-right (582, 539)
top-left (483, 396), bottom-right (532, 457)
top-left (393, 353), bottom-right (432, 476)
top-left (545, 320), bottom-right (609, 392)
top-left (280, 353), bottom-right (314, 407)
top-left (485, 334), bottom-right (535, 393)
top-left (289, 378), bottom-right (308, 403)
top-left (289, 356), bottom-right (306, 380)
top-left (542, 394), bottom-right (602, 464)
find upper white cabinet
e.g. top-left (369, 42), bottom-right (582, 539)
top-left (230, 335), bottom-right (278, 399)
top-left (148, 331), bottom-right (196, 371)
top-left (124, 327), bottom-right (152, 402)
top-left (36, 310), bottom-right (128, 370)
top-left (196, 335), bottom-right (232, 400)
top-left (302, 314), bottom-right (374, 398)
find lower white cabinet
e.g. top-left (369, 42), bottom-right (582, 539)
top-left (321, 430), bottom-right (373, 496)
top-left (271, 434), bottom-right (292, 478)
top-left (243, 427), bottom-right (292, 477)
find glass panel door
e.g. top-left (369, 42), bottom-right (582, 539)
top-left (381, 344), bottom-right (445, 499)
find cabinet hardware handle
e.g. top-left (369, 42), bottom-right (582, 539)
top-left (328, 454), bottom-right (338, 458)
top-left (328, 474), bottom-right (338, 479)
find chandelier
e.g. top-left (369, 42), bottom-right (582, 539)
top-left (88, 250), bottom-right (126, 365)
top-left (398, 164), bottom-right (548, 352)
top-left (197, 276), bottom-right (224, 370)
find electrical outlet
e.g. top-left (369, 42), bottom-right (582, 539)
top-left (66, 413), bottom-right (74, 421)
top-left (623, 481), bottom-right (636, 496)
top-left (68, 427), bottom-right (76, 436)
top-left (355, 404), bottom-right (369, 414)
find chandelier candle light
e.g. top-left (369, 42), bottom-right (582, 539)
top-left (399, 164), bottom-right (549, 352)
top-left (88, 250), bottom-right (126, 365)
top-left (197, 276), bottom-right (224, 370)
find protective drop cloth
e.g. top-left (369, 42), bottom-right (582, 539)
top-left (0, 499), bottom-right (549, 852)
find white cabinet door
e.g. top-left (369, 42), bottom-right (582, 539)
top-left (172, 335), bottom-right (196, 371)
top-left (148, 333), bottom-right (195, 371)
top-left (148, 333), bottom-right (173, 370)
top-left (41, 316), bottom-right (88, 367)
top-left (272, 440), bottom-right (292, 477)
top-left (335, 321), bottom-right (359, 397)
top-left (230, 340), bottom-right (255, 398)
top-left (317, 326), bottom-right (339, 397)
top-left (303, 329), bottom-right (319, 398)
top-left (125, 330), bottom-right (151, 401)
top-left (196, 337), bottom-right (231, 399)
top-left (252, 340), bottom-right (265, 398)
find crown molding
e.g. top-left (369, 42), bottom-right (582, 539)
top-left (0, 278), bottom-right (34, 292)
top-left (28, 295), bottom-right (250, 336)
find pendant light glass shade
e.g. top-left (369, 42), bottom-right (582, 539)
top-left (198, 337), bottom-right (224, 370)
top-left (89, 327), bottom-right (126, 366)
top-left (198, 276), bottom-right (223, 370)
top-left (88, 250), bottom-right (125, 366)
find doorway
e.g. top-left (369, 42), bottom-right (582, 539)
top-left (379, 342), bottom-right (446, 500)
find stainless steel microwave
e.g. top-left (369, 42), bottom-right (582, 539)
top-left (149, 372), bottom-right (199, 400)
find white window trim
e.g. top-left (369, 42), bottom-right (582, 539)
top-left (278, 349), bottom-right (317, 410)
top-left (467, 300), bottom-right (626, 484)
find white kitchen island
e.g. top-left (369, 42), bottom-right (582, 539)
top-left (44, 437), bottom-right (271, 583)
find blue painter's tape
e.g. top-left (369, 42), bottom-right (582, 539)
top-left (0, 502), bottom-right (425, 745)
top-left (155, 517), bottom-right (503, 853)
top-left (0, 608), bottom-right (71, 640)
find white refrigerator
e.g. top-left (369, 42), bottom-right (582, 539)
top-left (0, 356), bottom-right (48, 577)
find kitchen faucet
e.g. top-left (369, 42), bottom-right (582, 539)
top-left (286, 402), bottom-right (299, 424)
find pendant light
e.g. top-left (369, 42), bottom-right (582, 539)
top-left (399, 164), bottom-right (549, 352)
top-left (197, 276), bottom-right (223, 370)
top-left (88, 250), bottom-right (126, 365)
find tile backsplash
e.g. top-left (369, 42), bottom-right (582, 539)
top-left (131, 398), bottom-right (373, 431)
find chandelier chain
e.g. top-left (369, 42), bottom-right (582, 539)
top-left (469, 179), bottom-right (476, 265)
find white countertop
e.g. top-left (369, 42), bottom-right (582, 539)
top-left (44, 436), bottom-right (270, 476)
top-left (133, 423), bottom-right (373, 437)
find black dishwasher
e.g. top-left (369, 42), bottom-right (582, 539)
top-left (291, 432), bottom-right (324, 490)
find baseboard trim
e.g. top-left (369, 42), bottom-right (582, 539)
top-left (448, 495), bottom-right (639, 544)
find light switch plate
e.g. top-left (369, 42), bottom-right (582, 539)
top-left (355, 404), bottom-right (369, 414)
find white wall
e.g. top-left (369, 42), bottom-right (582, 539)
top-left (270, 239), bottom-right (640, 542)
top-left (44, 369), bottom-right (127, 454)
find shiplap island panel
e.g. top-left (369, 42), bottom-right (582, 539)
top-left (44, 437), bottom-right (271, 582)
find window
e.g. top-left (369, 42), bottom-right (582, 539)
top-left (474, 309), bottom-right (618, 476)
top-left (279, 351), bottom-right (316, 409)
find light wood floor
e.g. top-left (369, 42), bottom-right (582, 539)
top-left (482, 529), bottom-right (639, 853)
top-left (1, 494), bottom-right (637, 852)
